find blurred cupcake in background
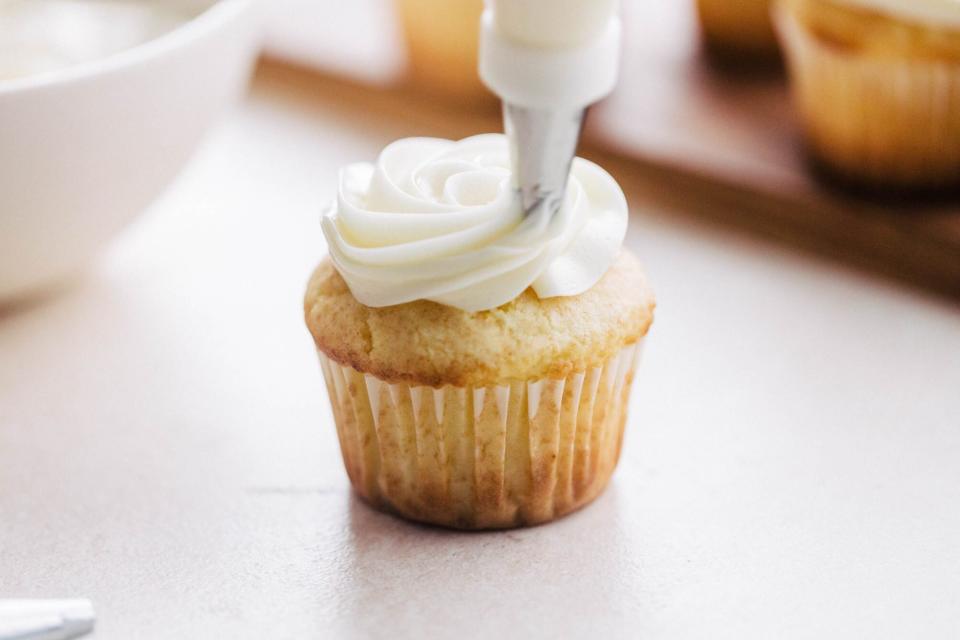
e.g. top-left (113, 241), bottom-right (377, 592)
top-left (775, 0), bottom-right (960, 190)
top-left (395, 0), bottom-right (495, 105)
top-left (696, 0), bottom-right (780, 59)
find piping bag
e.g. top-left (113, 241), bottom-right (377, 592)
top-left (479, 0), bottom-right (621, 218)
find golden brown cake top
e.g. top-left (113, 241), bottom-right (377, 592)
top-left (304, 250), bottom-right (655, 388)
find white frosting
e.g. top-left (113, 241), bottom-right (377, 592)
top-left (322, 134), bottom-right (628, 312)
top-left (489, 0), bottom-right (619, 48)
top-left (833, 0), bottom-right (960, 28)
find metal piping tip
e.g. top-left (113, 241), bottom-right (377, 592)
top-left (503, 103), bottom-right (587, 218)
top-left (0, 600), bottom-right (95, 640)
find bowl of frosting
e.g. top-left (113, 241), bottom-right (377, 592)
top-left (0, 0), bottom-right (262, 303)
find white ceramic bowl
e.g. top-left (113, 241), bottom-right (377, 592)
top-left (0, 0), bottom-right (262, 302)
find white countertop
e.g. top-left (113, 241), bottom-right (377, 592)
top-left (2, 66), bottom-right (959, 640)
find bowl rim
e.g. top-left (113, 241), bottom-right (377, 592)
top-left (0, 0), bottom-right (258, 96)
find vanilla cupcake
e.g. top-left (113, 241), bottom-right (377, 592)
top-left (304, 135), bottom-right (654, 530)
top-left (775, 0), bottom-right (960, 189)
top-left (697, 0), bottom-right (780, 58)
top-left (395, 0), bottom-right (494, 104)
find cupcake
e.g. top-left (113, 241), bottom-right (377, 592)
top-left (696, 0), bottom-right (780, 58)
top-left (394, 0), bottom-right (494, 104)
top-left (775, 0), bottom-right (960, 189)
top-left (304, 134), bottom-right (655, 529)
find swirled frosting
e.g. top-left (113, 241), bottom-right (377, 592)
top-left (321, 134), bottom-right (628, 312)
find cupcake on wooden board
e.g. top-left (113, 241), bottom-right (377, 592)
top-left (697, 0), bottom-right (780, 58)
top-left (775, 0), bottom-right (960, 190)
top-left (304, 134), bottom-right (655, 530)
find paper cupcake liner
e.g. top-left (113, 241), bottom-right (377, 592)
top-left (317, 341), bottom-right (643, 529)
top-left (776, 6), bottom-right (960, 188)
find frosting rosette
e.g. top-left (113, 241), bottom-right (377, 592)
top-left (321, 134), bottom-right (628, 312)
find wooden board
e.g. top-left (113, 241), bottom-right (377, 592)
top-left (587, 0), bottom-right (960, 298)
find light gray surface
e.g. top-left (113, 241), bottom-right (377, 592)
top-left (2, 70), bottom-right (960, 640)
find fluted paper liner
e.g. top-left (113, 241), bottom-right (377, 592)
top-left (318, 341), bottom-right (643, 529)
top-left (776, 7), bottom-right (960, 188)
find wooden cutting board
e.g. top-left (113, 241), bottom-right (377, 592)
top-left (586, 0), bottom-right (960, 298)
